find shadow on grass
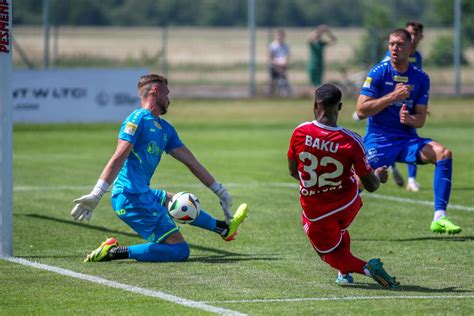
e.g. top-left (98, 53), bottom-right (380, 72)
top-left (451, 187), bottom-right (474, 191)
top-left (355, 236), bottom-right (474, 242)
top-left (23, 214), bottom-right (260, 258)
top-left (19, 254), bottom-right (281, 263)
top-left (349, 282), bottom-right (473, 293)
top-left (187, 254), bottom-right (281, 263)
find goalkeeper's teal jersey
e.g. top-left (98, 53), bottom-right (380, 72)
top-left (112, 108), bottom-right (183, 194)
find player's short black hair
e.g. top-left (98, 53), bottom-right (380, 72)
top-left (389, 28), bottom-right (411, 42)
top-left (314, 83), bottom-right (342, 107)
top-left (406, 21), bottom-right (424, 33)
top-left (138, 74), bottom-right (168, 90)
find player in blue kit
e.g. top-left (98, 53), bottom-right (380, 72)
top-left (355, 29), bottom-right (461, 234)
top-left (71, 74), bottom-right (249, 262)
top-left (356, 22), bottom-right (425, 192)
top-left (380, 22), bottom-right (424, 192)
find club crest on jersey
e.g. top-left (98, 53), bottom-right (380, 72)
top-left (124, 122), bottom-right (138, 136)
top-left (363, 77), bottom-right (372, 88)
top-left (393, 75), bottom-right (408, 83)
top-left (153, 121), bottom-right (162, 129)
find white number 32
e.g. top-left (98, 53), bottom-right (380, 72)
top-left (298, 152), bottom-right (343, 188)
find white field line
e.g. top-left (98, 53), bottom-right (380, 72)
top-left (1, 256), bottom-right (246, 316)
top-left (6, 184), bottom-right (474, 308)
top-left (14, 182), bottom-right (474, 212)
top-left (3, 256), bottom-right (473, 308)
top-left (205, 294), bottom-right (474, 304)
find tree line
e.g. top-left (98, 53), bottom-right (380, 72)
top-left (14, 0), bottom-right (473, 66)
top-left (13, 0), bottom-right (468, 29)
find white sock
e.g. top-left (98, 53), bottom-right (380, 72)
top-left (408, 177), bottom-right (416, 183)
top-left (434, 210), bottom-right (446, 221)
top-left (363, 268), bottom-right (371, 277)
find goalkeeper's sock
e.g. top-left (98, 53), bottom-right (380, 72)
top-left (128, 242), bottom-right (189, 262)
top-left (215, 220), bottom-right (229, 236)
top-left (189, 209), bottom-right (216, 232)
top-left (109, 246), bottom-right (129, 260)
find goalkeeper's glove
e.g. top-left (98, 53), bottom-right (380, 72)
top-left (70, 179), bottom-right (109, 221)
top-left (209, 182), bottom-right (233, 224)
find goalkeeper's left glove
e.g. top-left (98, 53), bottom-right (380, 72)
top-left (210, 182), bottom-right (233, 224)
top-left (70, 179), bottom-right (109, 221)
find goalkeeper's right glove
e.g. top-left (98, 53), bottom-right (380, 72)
top-left (70, 179), bottom-right (109, 221)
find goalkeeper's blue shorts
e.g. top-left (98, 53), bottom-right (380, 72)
top-left (363, 132), bottom-right (432, 169)
top-left (111, 189), bottom-right (179, 243)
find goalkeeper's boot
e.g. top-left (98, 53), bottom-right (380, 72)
top-left (390, 166), bottom-right (404, 187)
top-left (365, 258), bottom-right (400, 289)
top-left (223, 203), bottom-right (249, 242)
top-left (84, 237), bottom-right (118, 262)
top-left (335, 272), bottom-right (353, 286)
top-left (430, 216), bottom-right (462, 235)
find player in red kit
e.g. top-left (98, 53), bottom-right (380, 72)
top-left (288, 83), bottom-right (399, 289)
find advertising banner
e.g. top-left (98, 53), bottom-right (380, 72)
top-left (13, 68), bottom-right (148, 123)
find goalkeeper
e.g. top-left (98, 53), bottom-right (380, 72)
top-left (70, 74), bottom-right (249, 263)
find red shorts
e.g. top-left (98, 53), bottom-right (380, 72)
top-left (302, 196), bottom-right (362, 253)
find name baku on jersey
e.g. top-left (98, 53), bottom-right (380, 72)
top-left (305, 135), bottom-right (339, 153)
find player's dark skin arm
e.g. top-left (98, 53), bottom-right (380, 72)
top-left (288, 159), bottom-right (299, 180)
top-left (359, 167), bottom-right (388, 193)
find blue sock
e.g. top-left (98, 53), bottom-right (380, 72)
top-left (189, 209), bottom-right (217, 232)
top-left (128, 242), bottom-right (189, 262)
top-left (407, 163), bottom-right (417, 178)
top-left (433, 158), bottom-right (452, 211)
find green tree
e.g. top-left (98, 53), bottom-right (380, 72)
top-left (353, 2), bottom-right (395, 67)
top-left (428, 35), bottom-right (469, 66)
top-left (425, 0), bottom-right (472, 65)
top-left (432, 0), bottom-right (474, 46)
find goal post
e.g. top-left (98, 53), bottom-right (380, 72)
top-left (0, 0), bottom-right (13, 257)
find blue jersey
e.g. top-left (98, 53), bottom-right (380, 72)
top-left (381, 50), bottom-right (423, 68)
top-left (112, 108), bottom-right (184, 194)
top-left (360, 61), bottom-right (430, 137)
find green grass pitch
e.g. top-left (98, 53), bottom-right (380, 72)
top-left (1, 97), bottom-right (473, 314)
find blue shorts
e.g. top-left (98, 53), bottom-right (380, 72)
top-left (111, 189), bottom-right (179, 243)
top-left (363, 133), bottom-right (432, 169)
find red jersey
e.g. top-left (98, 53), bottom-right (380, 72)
top-left (288, 120), bottom-right (372, 221)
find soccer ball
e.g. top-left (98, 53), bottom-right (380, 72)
top-left (168, 192), bottom-right (201, 224)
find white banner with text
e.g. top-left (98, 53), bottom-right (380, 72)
top-left (13, 68), bottom-right (149, 123)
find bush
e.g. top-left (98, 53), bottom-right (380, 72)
top-left (428, 35), bottom-right (469, 66)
